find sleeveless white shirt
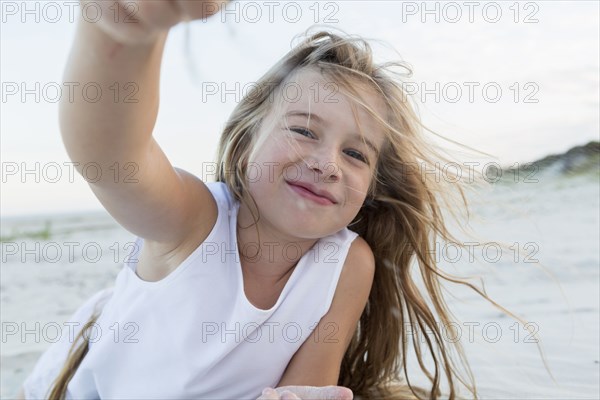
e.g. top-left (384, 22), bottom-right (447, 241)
top-left (23, 181), bottom-right (359, 399)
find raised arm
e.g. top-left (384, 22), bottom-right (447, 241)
top-left (60, 1), bottom-right (225, 247)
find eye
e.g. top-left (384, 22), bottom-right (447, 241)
top-left (345, 149), bottom-right (368, 163)
top-left (289, 127), bottom-right (369, 164)
top-left (290, 128), bottom-right (314, 138)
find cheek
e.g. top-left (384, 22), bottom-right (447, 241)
top-left (347, 173), bottom-right (372, 197)
top-left (246, 155), bottom-right (288, 191)
top-left (250, 138), bottom-right (292, 166)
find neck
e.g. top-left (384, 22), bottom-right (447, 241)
top-left (236, 199), bottom-right (318, 282)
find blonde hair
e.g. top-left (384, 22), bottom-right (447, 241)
top-left (45, 311), bottom-right (100, 399)
top-left (216, 29), bottom-right (495, 399)
top-left (48, 28), bottom-right (512, 399)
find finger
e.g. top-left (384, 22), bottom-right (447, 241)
top-left (334, 387), bottom-right (353, 400)
top-left (277, 386), bottom-right (353, 400)
top-left (257, 387), bottom-right (280, 400)
top-left (332, 386), bottom-right (353, 400)
top-left (280, 390), bottom-right (301, 400)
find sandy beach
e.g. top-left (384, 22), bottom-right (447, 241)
top-left (1, 172), bottom-right (599, 399)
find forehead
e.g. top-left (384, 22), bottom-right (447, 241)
top-left (276, 68), bottom-right (388, 148)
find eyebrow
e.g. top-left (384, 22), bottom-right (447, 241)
top-left (285, 111), bottom-right (380, 156)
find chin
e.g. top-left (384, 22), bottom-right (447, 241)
top-left (277, 214), bottom-right (334, 238)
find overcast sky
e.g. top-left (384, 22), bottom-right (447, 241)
top-left (1, 1), bottom-right (599, 216)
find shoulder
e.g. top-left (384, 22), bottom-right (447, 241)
top-left (339, 235), bottom-right (376, 293)
top-left (321, 233), bottom-right (375, 315)
top-left (346, 235), bottom-right (375, 269)
top-left (325, 235), bottom-right (375, 347)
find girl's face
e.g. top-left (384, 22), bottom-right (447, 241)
top-left (244, 68), bottom-right (387, 240)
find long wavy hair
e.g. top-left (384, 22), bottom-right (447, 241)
top-left (46, 29), bottom-right (514, 399)
top-left (213, 29), bottom-right (501, 399)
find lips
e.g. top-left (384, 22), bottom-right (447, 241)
top-left (286, 180), bottom-right (337, 205)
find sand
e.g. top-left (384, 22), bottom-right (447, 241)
top-left (1, 175), bottom-right (598, 399)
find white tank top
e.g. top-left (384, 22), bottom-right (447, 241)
top-left (23, 181), bottom-right (359, 399)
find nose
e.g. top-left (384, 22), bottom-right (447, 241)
top-left (304, 148), bottom-right (341, 182)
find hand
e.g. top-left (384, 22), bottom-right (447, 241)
top-left (80, 0), bottom-right (229, 45)
top-left (257, 386), bottom-right (354, 400)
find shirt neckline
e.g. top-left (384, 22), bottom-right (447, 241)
top-left (232, 201), bottom-right (314, 314)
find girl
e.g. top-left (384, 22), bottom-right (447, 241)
top-left (19, 1), bottom-right (499, 399)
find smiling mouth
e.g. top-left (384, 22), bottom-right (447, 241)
top-left (286, 182), bottom-right (336, 206)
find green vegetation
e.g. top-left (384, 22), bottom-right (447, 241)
top-left (1, 220), bottom-right (53, 242)
top-left (495, 140), bottom-right (599, 184)
top-left (0, 220), bottom-right (117, 243)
